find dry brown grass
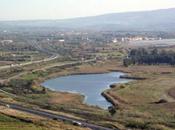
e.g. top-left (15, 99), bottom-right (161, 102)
top-left (104, 63), bottom-right (175, 129)
top-left (168, 87), bottom-right (175, 99)
top-left (49, 92), bottom-right (83, 105)
top-left (32, 60), bottom-right (175, 129)
top-left (0, 106), bottom-right (45, 122)
top-left (3, 59), bottom-right (175, 129)
top-left (0, 106), bottom-right (89, 130)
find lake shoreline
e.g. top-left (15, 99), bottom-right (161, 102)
top-left (32, 60), bottom-right (131, 109)
top-left (42, 71), bottom-right (131, 109)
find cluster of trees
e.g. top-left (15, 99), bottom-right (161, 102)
top-left (4, 79), bottom-right (46, 95)
top-left (123, 48), bottom-right (175, 66)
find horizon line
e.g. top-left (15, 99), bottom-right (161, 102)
top-left (0, 7), bottom-right (174, 22)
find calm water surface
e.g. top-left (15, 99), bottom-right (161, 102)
top-left (42, 72), bottom-right (131, 109)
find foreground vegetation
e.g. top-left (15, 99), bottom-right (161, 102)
top-left (0, 98), bottom-right (89, 130)
top-left (0, 113), bottom-right (44, 130)
top-left (1, 57), bottom-right (175, 129)
top-left (105, 64), bottom-right (175, 130)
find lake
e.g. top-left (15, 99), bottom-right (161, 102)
top-left (42, 72), bottom-right (131, 109)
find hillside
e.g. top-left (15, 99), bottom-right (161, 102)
top-left (1, 8), bottom-right (175, 31)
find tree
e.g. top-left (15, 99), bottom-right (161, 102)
top-left (123, 48), bottom-right (175, 66)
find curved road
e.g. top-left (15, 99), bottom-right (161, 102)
top-left (0, 101), bottom-right (116, 130)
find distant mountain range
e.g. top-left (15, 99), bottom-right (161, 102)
top-left (1, 8), bottom-right (175, 32)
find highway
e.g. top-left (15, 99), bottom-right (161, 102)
top-left (0, 55), bottom-right (59, 71)
top-left (0, 55), bottom-right (107, 129)
top-left (0, 54), bottom-right (96, 71)
top-left (0, 101), bottom-right (116, 130)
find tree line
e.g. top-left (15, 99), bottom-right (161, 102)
top-left (123, 48), bottom-right (175, 66)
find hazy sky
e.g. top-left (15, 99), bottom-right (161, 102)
top-left (1, 0), bottom-right (175, 21)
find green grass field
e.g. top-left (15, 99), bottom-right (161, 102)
top-left (0, 114), bottom-right (44, 130)
top-left (106, 65), bottom-right (175, 130)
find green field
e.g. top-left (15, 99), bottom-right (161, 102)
top-left (0, 114), bottom-right (44, 130)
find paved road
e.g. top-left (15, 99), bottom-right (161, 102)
top-left (0, 55), bottom-right (59, 71)
top-left (0, 101), bottom-right (116, 130)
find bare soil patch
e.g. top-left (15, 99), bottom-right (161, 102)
top-left (168, 87), bottom-right (175, 99)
